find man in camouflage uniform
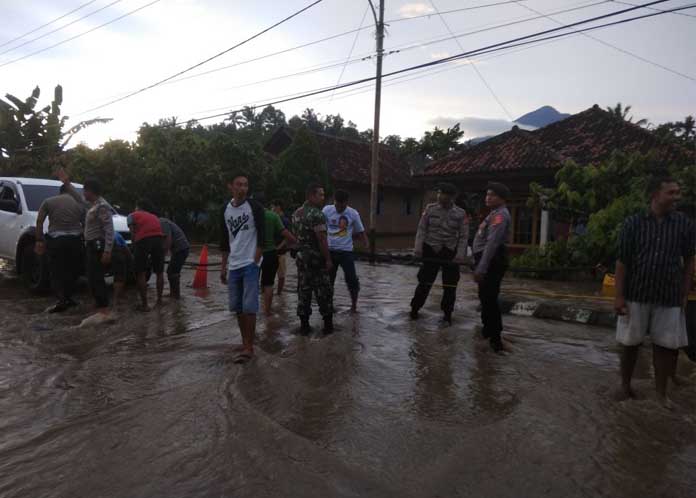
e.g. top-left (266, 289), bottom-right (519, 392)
top-left (473, 182), bottom-right (512, 353)
top-left (410, 183), bottom-right (469, 324)
top-left (292, 183), bottom-right (334, 334)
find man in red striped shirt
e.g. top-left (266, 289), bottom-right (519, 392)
top-left (128, 199), bottom-right (165, 311)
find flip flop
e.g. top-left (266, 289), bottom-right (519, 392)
top-left (233, 352), bottom-right (253, 364)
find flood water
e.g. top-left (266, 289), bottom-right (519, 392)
top-left (1, 253), bottom-right (695, 498)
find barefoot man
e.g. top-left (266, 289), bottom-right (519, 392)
top-left (220, 173), bottom-right (265, 363)
top-left (615, 175), bottom-right (695, 405)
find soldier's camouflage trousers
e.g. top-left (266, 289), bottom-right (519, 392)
top-left (296, 251), bottom-right (333, 318)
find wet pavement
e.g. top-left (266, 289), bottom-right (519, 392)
top-left (1, 254), bottom-right (695, 498)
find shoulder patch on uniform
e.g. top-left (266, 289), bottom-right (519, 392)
top-left (491, 214), bottom-right (505, 226)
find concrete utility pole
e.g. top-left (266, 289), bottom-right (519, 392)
top-left (368, 0), bottom-right (384, 263)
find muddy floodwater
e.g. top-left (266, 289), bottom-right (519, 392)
top-left (1, 254), bottom-right (695, 498)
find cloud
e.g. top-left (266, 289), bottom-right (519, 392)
top-left (429, 116), bottom-right (536, 139)
top-left (398, 3), bottom-right (434, 18)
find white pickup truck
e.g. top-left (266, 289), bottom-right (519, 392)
top-left (0, 177), bottom-right (130, 292)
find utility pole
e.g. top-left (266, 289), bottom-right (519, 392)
top-left (368, 0), bottom-right (384, 263)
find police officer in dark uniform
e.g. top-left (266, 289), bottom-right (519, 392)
top-left (410, 182), bottom-right (469, 324)
top-left (473, 182), bottom-right (512, 353)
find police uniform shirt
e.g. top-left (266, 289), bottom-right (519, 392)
top-left (415, 203), bottom-right (469, 258)
top-left (473, 206), bottom-right (511, 274)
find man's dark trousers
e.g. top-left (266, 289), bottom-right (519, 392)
top-left (330, 250), bottom-right (360, 301)
top-left (46, 235), bottom-right (82, 303)
top-left (411, 244), bottom-right (460, 314)
top-left (86, 240), bottom-right (109, 308)
top-left (475, 247), bottom-right (508, 345)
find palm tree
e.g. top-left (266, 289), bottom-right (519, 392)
top-left (225, 111), bottom-right (246, 130)
top-left (679, 116), bottom-right (695, 141)
top-left (606, 102), bottom-right (648, 127)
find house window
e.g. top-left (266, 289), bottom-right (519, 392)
top-left (513, 206), bottom-right (534, 245)
top-left (401, 196), bottom-right (412, 216)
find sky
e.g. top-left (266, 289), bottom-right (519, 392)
top-left (1, 0), bottom-right (695, 148)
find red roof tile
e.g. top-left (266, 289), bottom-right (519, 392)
top-left (419, 126), bottom-right (566, 177)
top-left (420, 105), bottom-right (693, 177)
top-left (534, 105), bottom-right (691, 165)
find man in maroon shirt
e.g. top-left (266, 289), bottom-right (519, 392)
top-left (128, 199), bottom-right (165, 311)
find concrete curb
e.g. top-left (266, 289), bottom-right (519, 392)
top-left (500, 298), bottom-right (616, 327)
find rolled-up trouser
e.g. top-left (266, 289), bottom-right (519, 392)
top-left (296, 251), bottom-right (333, 318)
top-left (86, 239), bottom-right (109, 308)
top-left (475, 246), bottom-right (508, 344)
top-left (46, 234), bottom-right (82, 302)
top-left (410, 244), bottom-right (460, 314)
top-left (329, 250), bottom-right (360, 300)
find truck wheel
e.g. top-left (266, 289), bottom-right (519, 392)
top-left (21, 242), bottom-right (51, 293)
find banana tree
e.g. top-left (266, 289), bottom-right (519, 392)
top-left (0, 85), bottom-right (111, 175)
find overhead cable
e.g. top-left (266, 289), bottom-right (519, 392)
top-left (0, 0), bottom-right (100, 50)
top-left (0, 0), bottom-right (124, 57)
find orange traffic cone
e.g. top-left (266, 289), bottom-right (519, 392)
top-left (192, 244), bottom-right (209, 289)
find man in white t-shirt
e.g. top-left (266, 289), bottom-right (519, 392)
top-left (322, 190), bottom-right (368, 312)
top-left (220, 173), bottom-right (265, 364)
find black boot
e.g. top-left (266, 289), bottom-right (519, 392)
top-left (169, 275), bottom-right (181, 299)
top-left (299, 316), bottom-right (311, 335)
top-left (323, 315), bottom-right (334, 335)
top-left (409, 308), bottom-right (419, 320)
top-left (443, 311), bottom-right (452, 324)
top-left (490, 338), bottom-right (504, 353)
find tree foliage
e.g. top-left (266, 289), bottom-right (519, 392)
top-left (0, 85), bottom-right (111, 176)
top-left (605, 102), bottom-right (648, 127)
top-left (519, 147), bottom-right (696, 274)
top-left (271, 127), bottom-right (328, 206)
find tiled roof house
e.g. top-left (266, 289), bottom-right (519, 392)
top-left (418, 105), bottom-right (693, 249)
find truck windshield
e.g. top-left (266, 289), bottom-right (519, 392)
top-left (21, 185), bottom-right (85, 211)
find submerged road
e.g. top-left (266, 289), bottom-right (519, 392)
top-left (0, 257), bottom-right (694, 498)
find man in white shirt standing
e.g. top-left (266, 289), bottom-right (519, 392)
top-left (323, 190), bottom-right (368, 313)
top-left (220, 173), bottom-right (265, 364)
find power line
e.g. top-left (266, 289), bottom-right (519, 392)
top-left (428, 0), bottom-right (514, 120)
top-left (205, 0), bottom-right (612, 101)
top-left (170, 0), bottom-right (689, 127)
top-left (78, 0), bottom-right (611, 112)
top-left (0, 0), bottom-right (161, 69)
top-left (0, 0), bottom-right (124, 57)
top-left (78, 0), bottom-right (326, 114)
top-left (610, 0), bottom-right (696, 18)
top-left (0, 0), bottom-right (100, 50)
top-left (400, 0), bottom-right (611, 51)
top-left (388, 0), bottom-right (532, 23)
top-left (75, 0), bottom-right (542, 112)
top-left (19, 0), bottom-right (693, 150)
top-left (329, 3), bottom-right (370, 102)
top-left (513, 1), bottom-right (696, 83)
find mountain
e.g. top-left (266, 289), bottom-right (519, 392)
top-left (514, 106), bottom-right (570, 128)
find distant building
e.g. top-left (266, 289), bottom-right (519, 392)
top-left (264, 127), bottom-right (423, 250)
top-left (417, 105), bottom-right (693, 253)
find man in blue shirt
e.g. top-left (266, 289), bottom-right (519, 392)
top-left (322, 190), bottom-right (368, 312)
